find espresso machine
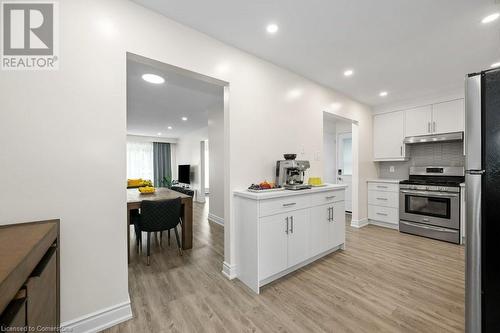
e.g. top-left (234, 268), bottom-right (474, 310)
top-left (275, 155), bottom-right (311, 190)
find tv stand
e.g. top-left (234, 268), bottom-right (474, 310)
top-left (171, 186), bottom-right (194, 197)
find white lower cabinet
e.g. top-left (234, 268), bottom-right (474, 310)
top-left (310, 202), bottom-right (345, 257)
top-left (234, 186), bottom-right (346, 294)
top-left (259, 213), bottom-right (289, 280)
top-left (287, 209), bottom-right (310, 267)
top-left (367, 181), bottom-right (399, 228)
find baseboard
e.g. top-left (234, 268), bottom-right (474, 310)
top-left (369, 219), bottom-right (399, 230)
top-left (351, 218), bottom-right (368, 228)
top-left (61, 298), bottom-right (132, 333)
top-left (222, 261), bottom-right (237, 280)
top-left (208, 213), bottom-right (224, 226)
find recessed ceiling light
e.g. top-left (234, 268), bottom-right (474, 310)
top-left (343, 69), bottom-right (354, 77)
top-left (157, 132), bottom-right (162, 136)
top-left (181, 117), bottom-right (188, 121)
top-left (482, 13), bottom-right (499, 24)
top-left (491, 62), bottom-right (500, 68)
top-left (142, 73), bottom-right (165, 84)
top-left (266, 23), bottom-right (279, 34)
top-left (379, 91), bottom-right (388, 97)
top-left (167, 126), bottom-right (173, 130)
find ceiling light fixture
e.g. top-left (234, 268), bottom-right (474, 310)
top-left (167, 126), bottom-right (172, 130)
top-left (482, 13), bottom-right (499, 24)
top-left (266, 23), bottom-right (279, 34)
top-left (491, 62), bottom-right (500, 68)
top-left (157, 132), bottom-right (162, 136)
top-left (181, 117), bottom-right (188, 121)
top-left (142, 74), bottom-right (165, 84)
top-left (343, 69), bottom-right (354, 77)
top-left (379, 91), bottom-right (388, 97)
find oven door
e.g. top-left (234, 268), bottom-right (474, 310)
top-left (399, 189), bottom-right (460, 229)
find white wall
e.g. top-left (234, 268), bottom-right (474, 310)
top-left (208, 99), bottom-right (225, 221)
top-left (0, 0), bottom-right (376, 325)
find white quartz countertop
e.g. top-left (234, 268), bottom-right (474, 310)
top-left (234, 184), bottom-right (347, 200)
top-left (366, 178), bottom-right (403, 184)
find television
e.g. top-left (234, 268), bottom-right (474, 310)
top-left (178, 165), bottom-right (191, 184)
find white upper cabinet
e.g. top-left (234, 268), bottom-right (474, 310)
top-left (405, 106), bottom-right (432, 137)
top-left (404, 100), bottom-right (465, 137)
top-left (432, 99), bottom-right (465, 134)
top-left (373, 111), bottom-right (405, 161)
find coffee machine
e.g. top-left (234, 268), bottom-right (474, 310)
top-left (275, 155), bottom-right (311, 190)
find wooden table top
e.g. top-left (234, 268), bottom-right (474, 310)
top-left (0, 220), bottom-right (59, 313)
top-left (127, 188), bottom-right (191, 205)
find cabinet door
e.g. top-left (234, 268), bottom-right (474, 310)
top-left (373, 111), bottom-right (405, 160)
top-left (259, 213), bottom-right (288, 280)
top-left (287, 210), bottom-right (309, 267)
top-left (331, 201), bottom-right (346, 248)
top-left (309, 204), bottom-right (331, 256)
top-left (432, 99), bottom-right (464, 134)
top-left (405, 106), bottom-right (432, 137)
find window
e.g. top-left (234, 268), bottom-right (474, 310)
top-left (126, 141), bottom-right (153, 180)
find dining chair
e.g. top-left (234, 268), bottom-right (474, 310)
top-left (132, 198), bottom-right (183, 265)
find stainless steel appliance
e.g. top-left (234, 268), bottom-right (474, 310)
top-left (399, 166), bottom-right (464, 244)
top-left (275, 159), bottom-right (311, 190)
top-left (465, 68), bottom-right (500, 333)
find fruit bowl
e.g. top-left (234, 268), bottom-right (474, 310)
top-left (138, 186), bottom-right (156, 194)
top-left (283, 154), bottom-right (297, 160)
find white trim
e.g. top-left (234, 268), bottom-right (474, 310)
top-left (350, 218), bottom-right (368, 228)
top-left (222, 261), bottom-right (237, 280)
top-left (208, 213), bottom-right (224, 226)
top-left (61, 298), bottom-right (132, 333)
top-left (369, 219), bottom-right (399, 230)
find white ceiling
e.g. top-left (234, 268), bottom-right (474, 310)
top-left (132, 0), bottom-right (500, 106)
top-left (127, 58), bottom-right (223, 138)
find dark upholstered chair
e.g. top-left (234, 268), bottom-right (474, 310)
top-left (131, 198), bottom-right (183, 265)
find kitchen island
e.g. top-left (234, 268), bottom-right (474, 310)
top-left (234, 184), bottom-right (347, 293)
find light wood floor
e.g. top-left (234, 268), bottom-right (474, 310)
top-left (105, 199), bottom-right (465, 332)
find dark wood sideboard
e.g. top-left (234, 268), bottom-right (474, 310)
top-left (0, 220), bottom-right (60, 332)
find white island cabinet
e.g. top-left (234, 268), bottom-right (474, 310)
top-left (234, 184), bottom-right (347, 293)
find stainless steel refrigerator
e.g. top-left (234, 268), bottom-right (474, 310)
top-left (465, 68), bottom-right (500, 332)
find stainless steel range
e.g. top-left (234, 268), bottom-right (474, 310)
top-left (399, 166), bottom-right (464, 244)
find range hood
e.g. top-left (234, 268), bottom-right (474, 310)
top-left (403, 131), bottom-right (463, 144)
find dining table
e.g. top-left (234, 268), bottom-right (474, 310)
top-left (126, 188), bottom-right (193, 262)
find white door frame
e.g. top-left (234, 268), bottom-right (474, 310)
top-left (336, 131), bottom-right (353, 212)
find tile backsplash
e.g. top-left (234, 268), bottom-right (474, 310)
top-left (378, 141), bottom-right (465, 179)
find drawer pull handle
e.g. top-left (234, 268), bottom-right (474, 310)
top-left (326, 195), bottom-right (336, 200)
top-left (376, 197), bottom-right (388, 201)
top-left (376, 212), bottom-right (388, 216)
top-left (282, 203), bottom-right (296, 207)
top-left (376, 185), bottom-right (388, 189)
top-left (285, 217), bottom-right (289, 234)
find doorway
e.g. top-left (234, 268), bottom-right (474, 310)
top-left (323, 112), bottom-right (356, 216)
top-left (126, 52), bottom-right (229, 276)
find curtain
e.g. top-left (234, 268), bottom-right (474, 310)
top-left (153, 142), bottom-right (172, 187)
top-left (127, 141), bottom-right (154, 180)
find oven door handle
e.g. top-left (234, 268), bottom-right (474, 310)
top-left (400, 190), bottom-right (459, 197)
top-left (400, 221), bottom-right (458, 233)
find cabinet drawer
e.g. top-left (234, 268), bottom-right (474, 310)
top-left (259, 195), bottom-right (310, 217)
top-left (368, 205), bottom-right (399, 224)
top-left (368, 183), bottom-right (398, 192)
top-left (368, 190), bottom-right (399, 208)
top-left (310, 190), bottom-right (345, 207)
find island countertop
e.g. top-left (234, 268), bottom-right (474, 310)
top-left (234, 183), bottom-right (347, 200)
